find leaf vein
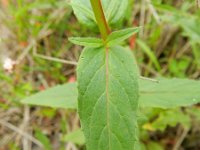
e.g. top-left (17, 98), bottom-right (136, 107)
top-left (81, 64), bottom-right (105, 97)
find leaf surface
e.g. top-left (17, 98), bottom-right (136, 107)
top-left (62, 113), bottom-right (148, 146)
top-left (139, 78), bottom-right (200, 108)
top-left (62, 129), bottom-right (85, 145)
top-left (150, 109), bottom-right (191, 131)
top-left (136, 39), bottom-right (161, 71)
top-left (77, 46), bottom-right (139, 150)
top-left (106, 27), bottom-right (140, 46)
top-left (22, 78), bottom-right (200, 109)
top-left (71, 0), bottom-right (129, 27)
top-left (69, 37), bottom-right (103, 47)
top-left (21, 83), bottom-right (77, 109)
top-left (70, 1), bottom-right (95, 26)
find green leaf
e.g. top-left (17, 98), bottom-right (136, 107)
top-left (21, 78), bottom-right (200, 110)
top-left (106, 27), bottom-right (140, 46)
top-left (35, 129), bottom-right (52, 150)
top-left (62, 129), bottom-right (85, 145)
top-left (102, 0), bottom-right (129, 25)
top-left (77, 46), bottom-right (139, 150)
top-left (146, 142), bottom-right (164, 150)
top-left (21, 83), bottom-right (77, 109)
top-left (71, 0), bottom-right (129, 27)
top-left (151, 109), bottom-right (191, 131)
top-left (63, 113), bottom-right (148, 147)
top-left (191, 42), bottom-right (200, 67)
top-left (136, 39), bottom-right (161, 71)
top-left (140, 78), bottom-right (200, 108)
top-left (70, 1), bottom-right (96, 26)
top-left (69, 37), bottom-right (103, 47)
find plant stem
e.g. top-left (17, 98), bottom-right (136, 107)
top-left (90, 0), bottom-right (110, 41)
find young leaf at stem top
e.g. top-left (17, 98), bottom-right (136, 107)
top-left (106, 27), bottom-right (140, 46)
top-left (69, 37), bottom-right (104, 47)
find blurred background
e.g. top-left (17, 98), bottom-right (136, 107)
top-left (0, 0), bottom-right (200, 150)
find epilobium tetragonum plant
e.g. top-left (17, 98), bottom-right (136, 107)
top-left (22, 0), bottom-right (200, 149)
top-left (70, 0), bottom-right (140, 149)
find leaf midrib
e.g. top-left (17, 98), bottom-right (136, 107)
top-left (105, 46), bottom-right (111, 149)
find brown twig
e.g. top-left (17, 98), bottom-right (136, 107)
top-left (172, 126), bottom-right (190, 150)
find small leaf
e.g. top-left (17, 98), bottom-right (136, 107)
top-left (151, 109), bottom-right (191, 131)
top-left (21, 83), bottom-right (77, 109)
top-left (136, 39), bottom-right (161, 71)
top-left (35, 129), bottom-right (52, 150)
top-left (140, 78), bottom-right (200, 108)
top-left (69, 37), bottom-right (103, 47)
top-left (107, 27), bottom-right (140, 46)
top-left (62, 129), bottom-right (85, 145)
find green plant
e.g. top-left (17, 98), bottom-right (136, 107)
top-left (22, 0), bottom-right (200, 149)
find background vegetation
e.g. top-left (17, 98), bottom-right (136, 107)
top-left (0, 0), bottom-right (200, 149)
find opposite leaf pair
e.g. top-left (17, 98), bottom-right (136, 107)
top-left (69, 27), bottom-right (140, 47)
top-left (22, 78), bottom-right (200, 110)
